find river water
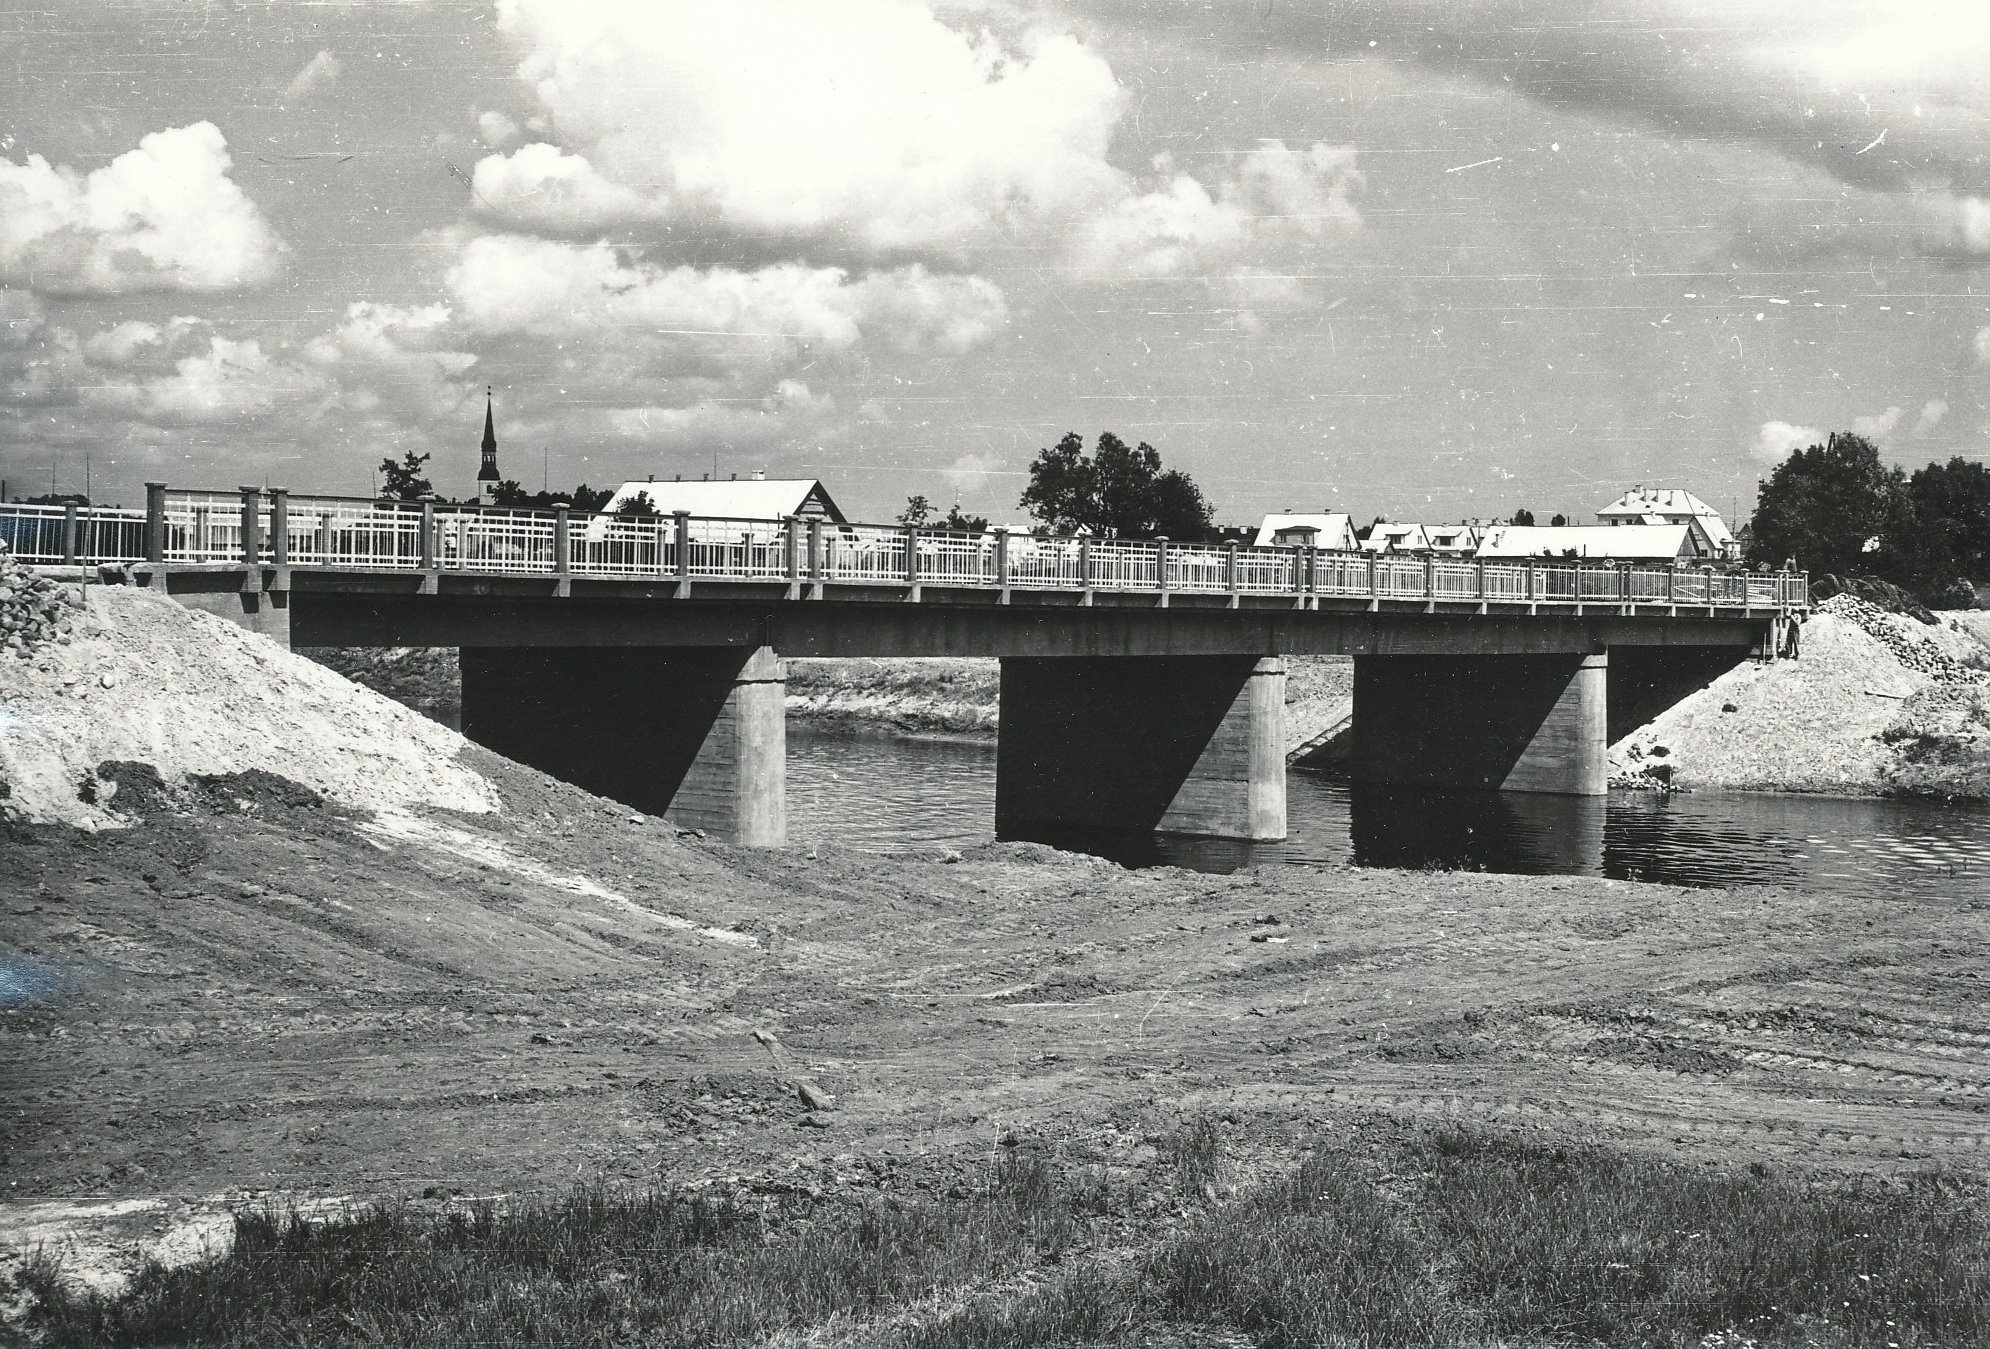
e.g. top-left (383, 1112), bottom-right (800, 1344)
top-left (787, 727), bottom-right (1990, 901)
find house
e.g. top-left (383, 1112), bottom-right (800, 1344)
top-left (1252, 512), bottom-right (1356, 551)
top-left (1360, 521), bottom-right (1430, 554)
top-left (1595, 486), bottom-right (1736, 558)
top-left (1423, 523), bottom-right (1484, 556)
top-left (1476, 523), bottom-right (1700, 562)
top-left (587, 474), bottom-right (847, 544)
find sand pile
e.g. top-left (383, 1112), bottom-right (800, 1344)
top-left (1612, 598), bottom-right (1990, 798)
top-left (0, 581), bottom-right (496, 828)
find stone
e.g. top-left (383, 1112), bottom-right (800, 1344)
top-left (795, 1080), bottom-right (836, 1112)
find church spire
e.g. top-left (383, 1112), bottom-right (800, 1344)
top-left (477, 386), bottom-right (499, 502)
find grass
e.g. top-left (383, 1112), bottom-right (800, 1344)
top-left (20, 1126), bottom-right (1987, 1348)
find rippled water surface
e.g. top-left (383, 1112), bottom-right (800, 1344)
top-left (787, 727), bottom-right (1990, 900)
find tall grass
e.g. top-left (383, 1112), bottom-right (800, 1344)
top-left (23, 1127), bottom-right (1987, 1349)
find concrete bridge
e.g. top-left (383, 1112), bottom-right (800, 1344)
top-left (7, 486), bottom-right (1808, 847)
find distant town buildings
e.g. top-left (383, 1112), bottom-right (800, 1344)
top-left (1252, 512), bottom-right (1355, 550)
top-left (1594, 486), bottom-right (1737, 558)
top-left (598, 473), bottom-right (847, 524)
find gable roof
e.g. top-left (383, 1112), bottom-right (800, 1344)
top-left (1252, 512), bottom-right (1355, 549)
top-left (1477, 523), bottom-right (1696, 560)
top-left (600, 478), bottom-right (846, 523)
top-left (1360, 522), bottom-right (1429, 553)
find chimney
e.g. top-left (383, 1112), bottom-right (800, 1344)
top-left (674, 473), bottom-right (682, 482)
top-left (702, 472), bottom-right (709, 481)
top-left (647, 474), bottom-right (655, 483)
top-left (730, 472), bottom-right (737, 481)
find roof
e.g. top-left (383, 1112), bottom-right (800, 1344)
top-left (1477, 523), bottom-right (1695, 560)
top-left (1360, 522), bottom-right (1429, 553)
top-left (599, 478), bottom-right (846, 522)
top-left (1424, 524), bottom-right (1483, 551)
top-left (1252, 512), bottom-right (1354, 549)
top-left (1596, 487), bottom-right (1733, 547)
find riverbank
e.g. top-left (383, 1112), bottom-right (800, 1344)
top-left (1612, 597), bottom-right (1990, 800)
top-left (4, 580), bottom-right (1986, 1340)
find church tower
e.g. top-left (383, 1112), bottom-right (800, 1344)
top-left (477, 386), bottom-right (500, 505)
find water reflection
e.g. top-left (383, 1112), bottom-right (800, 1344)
top-left (785, 726), bottom-right (1990, 901)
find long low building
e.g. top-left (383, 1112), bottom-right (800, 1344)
top-left (1476, 522), bottom-right (1701, 562)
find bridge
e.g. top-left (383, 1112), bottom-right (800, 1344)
top-left (5, 485), bottom-right (1808, 848)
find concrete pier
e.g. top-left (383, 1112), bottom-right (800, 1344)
top-left (460, 645), bottom-right (786, 845)
top-left (1351, 652), bottom-right (1608, 796)
top-left (995, 655), bottom-right (1287, 841)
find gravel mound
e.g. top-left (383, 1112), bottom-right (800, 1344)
top-left (0, 547), bottom-right (79, 658)
top-left (0, 581), bottom-right (497, 828)
top-left (1611, 598), bottom-right (1990, 798)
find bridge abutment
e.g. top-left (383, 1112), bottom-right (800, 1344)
top-left (1352, 652), bottom-right (1608, 796)
top-left (460, 645), bottom-right (785, 846)
top-left (995, 655), bottom-right (1287, 842)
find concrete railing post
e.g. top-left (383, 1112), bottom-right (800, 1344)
top-left (1666, 565), bottom-right (1676, 603)
top-left (993, 529), bottom-right (1010, 589)
top-left (144, 482), bottom-right (167, 564)
top-left (1423, 554), bottom-right (1435, 598)
top-left (61, 501), bottom-right (79, 565)
top-left (237, 486), bottom-right (263, 566)
top-left (1475, 557), bottom-right (1486, 600)
top-left (316, 512), bottom-right (334, 564)
top-left (553, 507), bottom-right (571, 578)
top-left (674, 510), bottom-right (693, 583)
top-left (903, 524), bottom-right (919, 586)
top-left (1526, 560), bottom-right (1537, 602)
top-left (268, 487), bottom-right (290, 566)
top-left (782, 514), bottom-right (800, 583)
top-left (1078, 536), bottom-right (1092, 590)
top-left (418, 501), bottom-right (437, 570)
top-left (1155, 537), bottom-right (1170, 599)
top-left (1225, 541), bottom-right (1240, 598)
top-left (807, 517), bottom-right (824, 582)
top-left (1365, 553), bottom-right (1377, 597)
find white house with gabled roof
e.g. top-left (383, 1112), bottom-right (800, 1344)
top-left (1596, 486), bottom-right (1736, 558)
top-left (1253, 512), bottom-right (1356, 551)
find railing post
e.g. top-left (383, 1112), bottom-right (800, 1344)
top-left (1666, 565), bottom-right (1676, 603)
top-left (1619, 563), bottom-right (1630, 603)
top-left (674, 510), bottom-right (693, 584)
top-left (1475, 557), bottom-right (1486, 600)
top-left (1422, 554), bottom-right (1434, 598)
top-left (317, 512), bottom-right (334, 564)
top-left (782, 514), bottom-right (800, 583)
top-left (1155, 537), bottom-right (1170, 601)
top-left (237, 485), bottom-right (263, 567)
top-left (553, 506), bottom-right (572, 579)
top-left (1225, 541), bottom-right (1240, 599)
top-left (1525, 560), bottom-right (1537, 602)
top-left (1078, 536), bottom-right (1092, 590)
top-left (144, 482), bottom-right (167, 564)
top-left (807, 517), bottom-right (824, 583)
top-left (268, 487), bottom-right (289, 566)
top-left (419, 501), bottom-right (437, 570)
top-left (1365, 552), bottom-right (1377, 597)
top-left (993, 529), bottom-right (1010, 590)
top-left (903, 524), bottom-right (919, 586)
top-left (61, 501), bottom-right (80, 565)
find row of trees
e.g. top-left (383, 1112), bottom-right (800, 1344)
top-left (1747, 432), bottom-right (1990, 604)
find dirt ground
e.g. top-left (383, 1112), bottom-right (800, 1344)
top-left (5, 742), bottom-right (1987, 1291)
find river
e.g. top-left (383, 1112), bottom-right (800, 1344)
top-left (787, 726), bottom-right (1990, 901)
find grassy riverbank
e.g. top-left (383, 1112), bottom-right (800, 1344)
top-left (24, 1124), bottom-right (1984, 1348)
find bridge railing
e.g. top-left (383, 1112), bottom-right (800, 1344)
top-left (11, 485), bottom-right (1808, 612)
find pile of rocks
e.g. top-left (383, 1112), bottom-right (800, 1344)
top-left (1817, 593), bottom-right (1987, 687)
top-left (0, 545), bottom-right (78, 657)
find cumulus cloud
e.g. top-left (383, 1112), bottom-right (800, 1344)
top-left (1749, 420), bottom-right (1823, 466)
top-left (469, 143), bottom-right (650, 232)
top-left (1912, 398), bottom-right (1948, 436)
top-left (446, 234), bottom-right (1008, 356)
top-left (482, 0), bottom-right (1125, 252)
top-left (1973, 325), bottom-right (1990, 366)
top-left (0, 122), bottom-right (282, 295)
top-left (943, 452), bottom-right (1005, 491)
top-left (476, 111), bottom-right (522, 149)
top-left (0, 289), bottom-right (44, 348)
top-left (1851, 405), bottom-right (1904, 441)
top-left (282, 50), bottom-right (342, 104)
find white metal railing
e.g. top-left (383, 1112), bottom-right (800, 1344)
top-left (9, 486), bottom-right (1810, 612)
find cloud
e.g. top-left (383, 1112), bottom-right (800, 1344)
top-left (1973, 325), bottom-right (1990, 366)
top-left (446, 233), bottom-right (1009, 357)
top-left (1851, 405), bottom-right (1904, 441)
top-left (943, 452), bottom-right (1005, 491)
top-left (469, 143), bottom-right (650, 232)
top-left (0, 122), bottom-right (282, 295)
top-left (0, 289), bottom-right (44, 348)
top-left (1912, 398), bottom-right (1948, 436)
top-left (476, 111), bottom-right (522, 149)
top-left (282, 50), bottom-right (342, 104)
top-left (1749, 420), bottom-right (1823, 466)
top-left (483, 0), bottom-right (1125, 252)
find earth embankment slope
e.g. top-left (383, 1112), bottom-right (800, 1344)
top-left (3, 578), bottom-right (1988, 1301)
top-left (1612, 596), bottom-right (1990, 798)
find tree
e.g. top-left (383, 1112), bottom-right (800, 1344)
top-left (1748, 431), bottom-right (1912, 578)
top-left (490, 481), bottom-right (615, 512)
top-left (1905, 456), bottom-right (1990, 588)
top-left (1018, 431), bottom-right (1216, 539)
top-left (1549, 513), bottom-right (1569, 528)
top-left (943, 503), bottom-right (989, 532)
top-left (898, 494), bottom-right (933, 527)
top-left (379, 450), bottom-right (432, 501)
top-left (1510, 508), bottom-right (1535, 527)
top-left (614, 490), bottom-right (660, 519)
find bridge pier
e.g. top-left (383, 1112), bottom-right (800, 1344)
top-left (995, 656), bottom-right (1286, 843)
top-left (460, 645), bottom-right (785, 846)
top-left (1351, 652), bottom-right (1608, 796)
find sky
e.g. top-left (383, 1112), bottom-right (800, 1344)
top-left (3, 0), bottom-right (1989, 528)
